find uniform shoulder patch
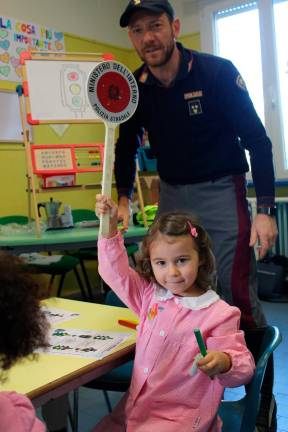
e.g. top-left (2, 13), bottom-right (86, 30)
top-left (139, 71), bottom-right (148, 83)
top-left (236, 74), bottom-right (247, 91)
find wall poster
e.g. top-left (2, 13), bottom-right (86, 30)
top-left (0, 15), bottom-right (65, 82)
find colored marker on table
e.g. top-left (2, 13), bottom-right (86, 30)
top-left (194, 328), bottom-right (207, 357)
top-left (118, 319), bottom-right (138, 330)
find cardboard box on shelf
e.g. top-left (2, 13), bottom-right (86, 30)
top-left (138, 176), bottom-right (159, 205)
top-left (40, 174), bottom-right (76, 188)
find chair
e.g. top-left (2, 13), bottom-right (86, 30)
top-left (72, 209), bottom-right (98, 224)
top-left (0, 215), bottom-right (29, 225)
top-left (0, 215), bottom-right (88, 299)
top-left (218, 325), bottom-right (282, 432)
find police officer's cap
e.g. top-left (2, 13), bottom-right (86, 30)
top-left (120, 0), bottom-right (175, 28)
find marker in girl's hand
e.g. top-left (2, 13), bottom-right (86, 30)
top-left (194, 328), bottom-right (207, 357)
top-left (189, 328), bottom-right (207, 376)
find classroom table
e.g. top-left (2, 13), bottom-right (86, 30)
top-left (1, 297), bottom-right (137, 430)
top-left (0, 224), bottom-right (147, 253)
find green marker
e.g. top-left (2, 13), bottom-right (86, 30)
top-left (194, 328), bottom-right (207, 357)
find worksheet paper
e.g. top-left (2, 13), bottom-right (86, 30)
top-left (41, 306), bottom-right (80, 325)
top-left (40, 328), bottom-right (131, 359)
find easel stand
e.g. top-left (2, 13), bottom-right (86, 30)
top-left (17, 85), bottom-right (41, 236)
top-left (135, 160), bottom-right (148, 228)
top-left (17, 51), bottom-right (109, 236)
top-left (18, 51), bottom-right (147, 235)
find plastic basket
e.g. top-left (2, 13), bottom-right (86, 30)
top-left (137, 147), bottom-right (157, 172)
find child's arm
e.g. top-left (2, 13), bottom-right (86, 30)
top-left (199, 306), bottom-right (255, 386)
top-left (95, 194), bottom-right (118, 238)
top-left (0, 392), bottom-right (46, 431)
top-left (96, 194), bottom-right (154, 316)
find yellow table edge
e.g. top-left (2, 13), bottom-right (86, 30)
top-left (2, 297), bottom-right (137, 407)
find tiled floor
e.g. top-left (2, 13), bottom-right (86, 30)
top-left (40, 300), bottom-right (288, 432)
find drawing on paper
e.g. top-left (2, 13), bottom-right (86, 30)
top-left (60, 64), bottom-right (89, 118)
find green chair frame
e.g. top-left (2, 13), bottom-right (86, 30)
top-left (219, 325), bottom-right (282, 432)
top-left (0, 215), bottom-right (88, 299)
top-left (72, 209), bottom-right (98, 224)
top-left (0, 215), bottom-right (29, 225)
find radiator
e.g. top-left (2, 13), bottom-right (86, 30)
top-left (248, 198), bottom-right (288, 257)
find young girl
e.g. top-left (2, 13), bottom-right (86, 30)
top-left (0, 252), bottom-right (48, 432)
top-left (94, 195), bottom-right (255, 432)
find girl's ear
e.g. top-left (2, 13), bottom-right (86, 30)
top-left (142, 257), bottom-right (152, 273)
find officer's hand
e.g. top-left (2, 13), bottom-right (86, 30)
top-left (250, 214), bottom-right (278, 259)
top-left (118, 196), bottom-right (132, 232)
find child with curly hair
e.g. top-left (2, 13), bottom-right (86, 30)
top-left (93, 195), bottom-right (255, 432)
top-left (0, 252), bottom-right (48, 431)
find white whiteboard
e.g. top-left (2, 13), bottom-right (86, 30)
top-left (25, 60), bottom-right (103, 122)
top-left (0, 91), bottom-right (24, 142)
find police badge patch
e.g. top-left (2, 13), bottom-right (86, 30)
top-left (188, 99), bottom-right (203, 116)
top-left (236, 74), bottom-right (247, 91)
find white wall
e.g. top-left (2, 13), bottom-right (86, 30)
top-left (1, 0), bottom-right (129, 47)
top-left (173, 0), bottom-right (200, 35)
top-left (1, 0), bottom-right (202, 48)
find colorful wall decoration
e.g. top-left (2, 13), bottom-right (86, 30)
top-left (0, 16), bottom-right (65, 82)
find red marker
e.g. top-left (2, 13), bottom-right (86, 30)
top-left (118, 319), bottom-right (138, 330)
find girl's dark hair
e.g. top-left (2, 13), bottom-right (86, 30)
top-left (137, 212), bottom-right (216, 291)
top-left (0, 252), bottom-right (49, 374)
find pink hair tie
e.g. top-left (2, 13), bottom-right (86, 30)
top-left (187, 221), bottom-right (198, 238)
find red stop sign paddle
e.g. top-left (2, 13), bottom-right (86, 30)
top-left (87, 61), bottom-right (139, 235)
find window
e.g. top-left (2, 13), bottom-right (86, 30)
top-left (273, 0), bottom-right (288, 165)
top-left (215, 3), bottom-right (264, 122)
top-left (200, 0), bottom-right (288, 180)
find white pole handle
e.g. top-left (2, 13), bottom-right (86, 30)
top-left (100, 122), bottom-right (117, 236)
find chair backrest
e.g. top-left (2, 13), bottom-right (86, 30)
top-left (71, 209), bottom-right (97, 223)
top-left (219, 325), bottom-right (282, 432)
top-left (0, 215), bottom-right (29, 225)
top-left (105, 290), bottom-right (127, 308)
top-left (241, 325), bottom-right (281, 429)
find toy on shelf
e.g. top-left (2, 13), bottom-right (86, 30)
top-left (31, 143), bottom-right (104, 190)
top-left (137, 146), bottom-right (157, 172)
